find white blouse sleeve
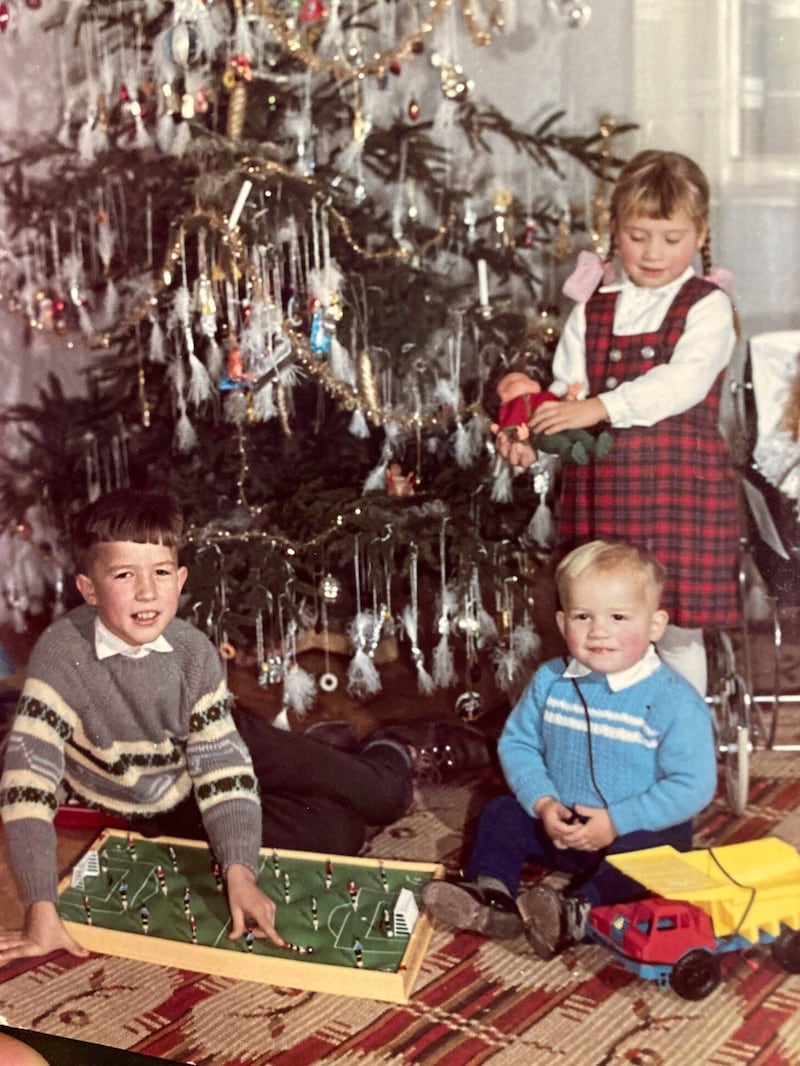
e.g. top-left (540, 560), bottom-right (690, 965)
top-left (550, 288), bottom-right (736, 429)
top-left (549, 302), bottom-right (589, 397)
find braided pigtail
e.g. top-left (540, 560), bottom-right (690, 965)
top-left (702, 230), bottom-right (740, 340)
top-left (700, 234), bottom-right (713, 278)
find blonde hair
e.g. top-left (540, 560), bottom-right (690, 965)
top-left (608, 149), bottom-right (713, 275)
top-left (555, 539), bottom-right (665, 607)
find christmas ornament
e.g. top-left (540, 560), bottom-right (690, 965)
top-left (320, 573), bottom-right (341, 602)
top-left (551, 0), bottom-right (592, 29)
top-left (225, 55), bottom-right (251, 141)
top-left (433, 56), bottom-right (474, 101)
top-left (386, 463), bottom-right (416, 497)
top-left (492, 188), bottom-right (513, 247)
top-left (282, 624), bottom-right (317, 717)
top-left (309, 301), bottom-right (331, 354)
top-left (299, 0), bottom-right (327, 23)
top-left (318, 597), bottom-right (338, 692)
top-left (455, 690), bottom-right (481, 722)
top-left (432, 525), bottom-right (455, 689)
top-left (165, 22), bottom-right (201, 67)
top-left (402, 545), bottom-right (434, 694)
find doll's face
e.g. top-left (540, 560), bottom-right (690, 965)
top-left (616, 209), bottom-right (706, 289)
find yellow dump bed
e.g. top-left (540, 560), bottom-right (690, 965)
top-left (607, 837), bottom-right (800, 942)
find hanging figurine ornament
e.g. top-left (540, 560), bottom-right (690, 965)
top-left (386, 462), bottom-right (416, 497)
top-left (320, 573), bottom-right (341, 603)
top-left (309, 300), bottom-right (332, 354)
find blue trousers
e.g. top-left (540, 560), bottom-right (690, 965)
top-left (465, 794), bottom-right (694, 907)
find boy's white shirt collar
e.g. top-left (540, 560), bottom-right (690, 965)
top-left (563, 642), bottom-right (662, 691)
top-left (94, 617), bottom-right (173, 660)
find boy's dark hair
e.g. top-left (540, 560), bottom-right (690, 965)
top-left (72, 488), bottom-right (185, 574)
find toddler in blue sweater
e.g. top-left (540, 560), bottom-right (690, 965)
top-left (423, 538), bottom-right (717, 959)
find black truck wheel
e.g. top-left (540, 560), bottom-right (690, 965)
top-left (669, 949), bottom-right (722, 1000)
top-left (772, 928), bottom-right (800, 973)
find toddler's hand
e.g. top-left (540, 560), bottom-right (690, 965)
top-left (537, 797), bottom-right (579, 849)
top-left (558, 806), bottom-right (617, 851)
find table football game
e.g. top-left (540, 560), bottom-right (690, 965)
top-left (57, 829), bottom-right (443, 1003)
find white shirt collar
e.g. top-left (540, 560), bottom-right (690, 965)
top-left (602, 264), bottom-right (695, 298)
top-left (562, 643), bottom-right (662, 691)
top-left (94, 617), bottom-right (174, 660)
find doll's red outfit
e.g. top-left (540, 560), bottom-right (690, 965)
top-left (557, 276), bottom-right (740, 629)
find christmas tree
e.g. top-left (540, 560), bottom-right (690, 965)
top-left (0, 0), bottom-right (630, 712)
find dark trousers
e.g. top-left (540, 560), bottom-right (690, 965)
top-left (139, 714), bottom-right (413, 856)
top-left (465, 794), bottom-right (694, 907)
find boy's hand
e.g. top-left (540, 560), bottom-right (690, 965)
top-left (536, 798), bottom-right (617, 852)
top-left (0, 901), bottom-right (90, 965)
top-left (225, 863), bottom-right (285, 946)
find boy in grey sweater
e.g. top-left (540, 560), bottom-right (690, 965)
top-left (0, 488), bottom-right (414, 966)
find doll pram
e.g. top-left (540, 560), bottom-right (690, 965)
top-left (714, 330), bottom-right (800, 813)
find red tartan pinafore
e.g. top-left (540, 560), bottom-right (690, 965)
top-left (556, 276), bottom-right (741, 629)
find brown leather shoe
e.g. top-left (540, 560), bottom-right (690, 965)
top-left (519, 884), bottom-right (591, 960)
top-left (422, 878), bottom-right (523, 939)
top-left (363, 720), bottom-right (495, 780)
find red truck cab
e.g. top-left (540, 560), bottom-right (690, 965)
top-left (590, 897), bottom-right (717, 964)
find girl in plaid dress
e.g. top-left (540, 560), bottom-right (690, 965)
top-left (528, 150), bottom-right (739, 695)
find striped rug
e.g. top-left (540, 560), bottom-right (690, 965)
top-left (2, 736), bottom-right (800, 1066)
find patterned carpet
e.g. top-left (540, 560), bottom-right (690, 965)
top-left (2, 737), bottom-right (800, 1066)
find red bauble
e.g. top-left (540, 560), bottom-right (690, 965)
top-left (0, 5), bottom-right (10, 33)
top-left (299, 0), bottom-right (326, 22)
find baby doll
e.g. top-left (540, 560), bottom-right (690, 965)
top-left (491, 370), bottom-right (613, 467)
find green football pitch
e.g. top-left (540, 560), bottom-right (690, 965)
top-left (58, 830), bottom-right (441, 1000)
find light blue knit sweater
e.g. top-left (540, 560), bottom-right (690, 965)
top-left (498, 655), bottom-right (717, 836)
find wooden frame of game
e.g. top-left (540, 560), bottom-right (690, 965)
top-left (58, 829), bottom-right (444, 1004)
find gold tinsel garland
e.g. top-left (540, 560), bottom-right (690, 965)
top-left (253, 0), bottom-right (497, 84)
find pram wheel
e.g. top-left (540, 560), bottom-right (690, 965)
top-left (706, 630), bottom-right (752, 814)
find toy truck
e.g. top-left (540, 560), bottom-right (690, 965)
top-left (587, 837), bottom-right (800, 1000)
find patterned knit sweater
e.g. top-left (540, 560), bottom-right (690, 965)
top-left (0, 604), bottom-right (262, 906)
top-left (498, 656), bottom-right (717, 836)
